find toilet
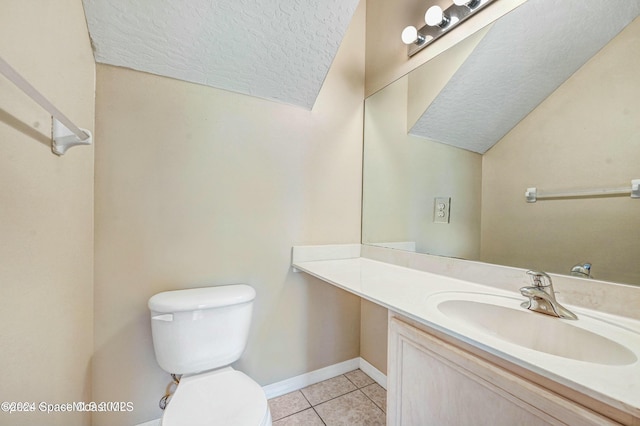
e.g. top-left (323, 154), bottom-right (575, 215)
top-left (148, 285), bottom-right (272, 426)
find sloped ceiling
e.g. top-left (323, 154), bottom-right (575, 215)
top-left (410, 0), bottom-right (640, 154)
top-left (82, 0), bottom-right (359, 109)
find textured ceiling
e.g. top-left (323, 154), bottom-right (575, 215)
top-left (410, 0), bottom-right (640, 154)
top-left (82, 0), bottom-right (359, 109)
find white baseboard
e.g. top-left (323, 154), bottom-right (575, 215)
top-left (136, 357), bottom-right (387, 425)
top-left (359, 357), bottom-right (387, 389)
top-left (262, 357), bottom-right (360, 399)
top-left (262, 357), bottom-right (387, 399)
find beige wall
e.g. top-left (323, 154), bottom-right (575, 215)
top-left (92, 2), bottom-right (365, 424)
top-left (360, 300), bottom-right (388, 374)
top-left (0, 1), bottom-right (95, 426)
top-left (482, 18), bottom-right (640, 285)
top-left (363, 68), bottom-right (482, 261)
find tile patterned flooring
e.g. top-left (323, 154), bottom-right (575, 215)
top-left (268, 369), bottom-right (386, 425)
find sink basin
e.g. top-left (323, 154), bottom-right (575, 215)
top-left (427, 292), bottom-right (638, 366)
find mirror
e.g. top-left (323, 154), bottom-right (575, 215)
top-left (363, 0), bottom-right (640, 286)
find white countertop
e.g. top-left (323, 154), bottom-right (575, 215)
top-left (293, 256), bottom-right (640, 419)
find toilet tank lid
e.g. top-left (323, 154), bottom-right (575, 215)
top-left (148, 285), bottom-right (256, 313)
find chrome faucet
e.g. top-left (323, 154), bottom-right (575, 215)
top-left (520, 270), bottom-right (577, 320)
top-left (570, 262), bottom-right (592, 278)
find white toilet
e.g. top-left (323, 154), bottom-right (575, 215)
top-left (148, 284), bottom-right (272, 426)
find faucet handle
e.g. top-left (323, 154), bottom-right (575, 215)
top-left (526, 270), bottom-right (552, 287)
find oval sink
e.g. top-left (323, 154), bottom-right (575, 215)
top-left (428, 293), bottom-right (637, 366)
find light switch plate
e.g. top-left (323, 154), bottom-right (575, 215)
top-left (434, 197), bottom-right (451, 224)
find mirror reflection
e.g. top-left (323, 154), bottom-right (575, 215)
top-left (362, 0), bottom-right (640, 285)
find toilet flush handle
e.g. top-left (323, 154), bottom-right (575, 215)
top-left (152, 313), bottom-right (173, 322)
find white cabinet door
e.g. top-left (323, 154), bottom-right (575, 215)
top-left (387, 316), bottom-right (620, 426)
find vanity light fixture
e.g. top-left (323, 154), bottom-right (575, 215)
top-left (402, 0), bottom-right (499, 57)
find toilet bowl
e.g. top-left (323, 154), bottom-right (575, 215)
top-left (148, 285), bottom-right (272, 426)
top-left (162, 368), bottom-right (271, 426)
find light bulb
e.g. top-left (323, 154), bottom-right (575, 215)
top-left (401, 26), bottom-right (422, 45)
top-left (425, 5), bottom-right (450, 28)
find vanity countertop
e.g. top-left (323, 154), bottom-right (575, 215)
top-left (293, 256), bottom-right (640, 420)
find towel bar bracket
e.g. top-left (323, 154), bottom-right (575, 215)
top-left (52, 118), bottom-right (92, 156)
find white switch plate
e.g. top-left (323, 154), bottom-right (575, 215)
top-left (434, 197), bottom-right (451, 224)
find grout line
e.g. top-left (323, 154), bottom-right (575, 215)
top-left (273, 407), bottom-right (321, 424)
top-left (301, 374), bottom-right (356, 407)
top-left (270, 370), bottom-right (386, 423)
top-left (296, 384), bottom-right (328, 426)
top-left (365, 394), bottom-right (386, 414)
top-left (314, 388), bottom-right (362, 408)
top-left (312, 389), bottom-right (365, 425)
top-left (283, 371), bottom-right (377, 408)
top-left (272, 406), bottom-right (310, 423)
top-left (299, 388), bottom-right (313, 406)
top-left (359, 387), bottom-right (385, 413)
top-left (313, 389), bottom-right (386, 424)
top-left (344, 369), bottom-right (376, 390)
top-left (343, 373), bottom-right (357, 388)
top-left (311, 406), bottom-right (327, 426)
top-left (315, 375), bottom-right (360, 407)
top-left (270, 390), bottom-right (313, 422)
top-left (346, 370), bottom-right (379, 391)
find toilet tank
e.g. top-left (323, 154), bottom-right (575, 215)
top-left (148, 285), bottom-right (256, 375)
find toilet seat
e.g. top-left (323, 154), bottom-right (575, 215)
top-left (162, 367), bottom-right (271, 426)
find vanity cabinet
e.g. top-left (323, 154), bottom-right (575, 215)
top-left (387, 314), bottom-right (621, 426)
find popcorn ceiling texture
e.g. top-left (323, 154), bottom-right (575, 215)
top-left (83, 0), bottom-right (359, 109)
top-left (410, 0), bottom-right (640, 154)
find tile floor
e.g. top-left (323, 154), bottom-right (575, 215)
top-left (268, 369), bottom-right (386, 425)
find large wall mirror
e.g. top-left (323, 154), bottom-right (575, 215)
top-left (363, 0), bottom-right (640, 286)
